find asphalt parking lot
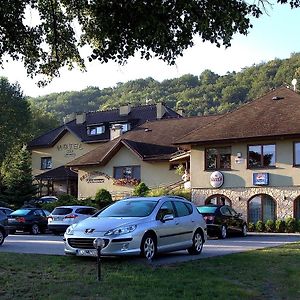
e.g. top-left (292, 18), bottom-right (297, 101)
top-left (1, 233), bottom-right (300, 265)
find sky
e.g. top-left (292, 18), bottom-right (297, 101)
top-left (1, 2), bottom-right (300, 97)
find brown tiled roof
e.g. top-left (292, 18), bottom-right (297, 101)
top-left (176, 87), bottom-right (300, 145)
top-left (35, 166), bottom-right (78, 180)
top-left (28, 103), bottom-right (181, 148)
top-left (67, 115), bottom-right (219, 167)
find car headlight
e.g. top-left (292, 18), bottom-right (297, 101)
top-left (65, 224), bottom-right (77, 235)
top-left (105, 225), bottom-right (137, 236)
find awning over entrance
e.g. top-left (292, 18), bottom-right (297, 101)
top-left (35, 166), bottom-right (78, 197)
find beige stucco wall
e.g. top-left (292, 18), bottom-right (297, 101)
top-left (31, 131), bottom-right (97, 176)
top-left (191, 139), bottom-right (300, 189)
top-left (77, 146), bottom-right (181, 199)
top-left (190, 139), bottom-right (300, 220)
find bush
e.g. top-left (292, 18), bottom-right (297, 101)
top-left (285, 217), bottom-right (297, 233)
top-left (247, 222), bottom-right (255, 232)
top-left (147, 188), bottom-right (168, 197)
top-left (94, 189), bottom-right (113, 209)
top-left (256, 220), bottom-right (265, 232)
top-left (133, 182), bottom-right (149, 197)
top-left (169, 188), bottom-right (191, 200)
top-left (275, 219), bottom-right (286, 233)
top-left (265, 219), bottom-right (275, 232)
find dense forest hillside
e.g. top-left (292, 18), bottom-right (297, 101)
top-left (29, 53), bottom-right (300, 122)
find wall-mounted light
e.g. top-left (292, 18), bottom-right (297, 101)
top-left (237, 152), bottom-right (242, 158)
top-left (238, 196), bottom-right (242, 201)
top-left (284, 196), bottom-right (287, 200)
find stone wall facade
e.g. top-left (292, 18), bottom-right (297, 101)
top-left (192, 186), bottom-right (300, 221)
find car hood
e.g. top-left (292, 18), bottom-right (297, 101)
top-left (73, 216), bottom-right (146, 232)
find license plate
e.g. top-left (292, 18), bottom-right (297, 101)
top-left (77, 249), bottom-right (97, 257)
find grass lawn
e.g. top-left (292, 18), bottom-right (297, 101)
top-left (1, 243), bottom-right (300, 300)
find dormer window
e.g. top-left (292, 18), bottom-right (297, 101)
top-left (121, 123), bottom-right (131, 133)
top-left (87, 125), bottom-right (105, 136)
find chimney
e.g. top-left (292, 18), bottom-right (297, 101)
top-left (156, 103), bottom-right (166, 119)
top-left (75, 112), bottom-right (86, 124)
top-left (110, 124), bottom-right (123, 140)
top-left (63, 113), bottom-right (76, 124)
top-left (119, 105), bottom-right (131, 116)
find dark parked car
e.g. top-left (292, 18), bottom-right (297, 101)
top-left (8, 208), bottom-right (49, 235)
top-left (0, 210), bottom-right (9, 245)
top-left (197, 205), bottom-right (247, 239)
top-left (0, 207), bottom-right (14, 216)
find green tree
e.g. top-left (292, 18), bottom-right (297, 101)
top-left (2, 146), bottom-right (37, 208)
top-left (1, 1), bottom-right (298, 80)
top-left (0, 77), bottom-right (31, 164)
top-left (94, 188), bottom-right (113, 209)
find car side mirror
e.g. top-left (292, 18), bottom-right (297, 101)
top-left (161, 214), bottom-right (174, 222)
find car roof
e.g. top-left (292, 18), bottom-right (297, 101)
top-left (53, 205), bottom-right (95, 209)
top-left (123, 195), bottom-right (189, 202)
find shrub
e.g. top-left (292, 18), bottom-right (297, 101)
top-left (169, 188), bottom-right (191, 200)
top-left (285, 217), bottom-right (297, 233)
top-left (94, 189), bottom-right (113, 209)
top-left (256, 220), bottom-right (265, 232)
top-left (133, 182), bottom-right (149, 197)
top-left (275, 219), bottom-right (286, 233)
top-left (58, 194), bottom-right (76, 203)
top-left (147, 188), bottom-right (168, 197)
top-left (247, 222), bottom-right (255, 232)
top-left (265, 219), bottom-right (275, 232)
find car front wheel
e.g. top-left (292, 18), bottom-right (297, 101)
top-left (141, 234), bottom-right (157, 260)
top-left (0, 230), bottom-right (4, 246)
top-left (31, 224), bottom-right (40, 235)
top-left (188, 230), bottom-right (203, 255)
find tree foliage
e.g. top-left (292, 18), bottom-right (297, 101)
top-left (30, 52), bottom-right (300, 120)
top-left (1, 1), bottom-right (299, 80)
top-left (0, 77), bottom-right (31, 164)
top-left (1, 146), bottom-right (37, 207)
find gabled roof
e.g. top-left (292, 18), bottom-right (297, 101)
top-left (176, 87), bottom-right (300, 145)
top-left (67, 115), bottom-right (220, 167)
top-left (28, 103), bottom-right (180, 148)
top-left (35, 166), bottom-right (78, 180)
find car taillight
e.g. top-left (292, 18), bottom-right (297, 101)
top-left (64, 214), bottom-right (78, 219)
top-left (16, 217), bottom-right (26, 223)
top-left (47, 216), bottom-right (53, 221)
top-left (204, 215), bottom-right (215, 223)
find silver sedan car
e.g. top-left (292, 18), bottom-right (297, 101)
top-left (64, 196), bottom-right (207, 260)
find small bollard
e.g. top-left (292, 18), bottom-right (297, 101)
top-left (93, 238), bottom-right (105, 281)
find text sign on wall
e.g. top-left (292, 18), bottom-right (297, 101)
top-left (56, 143), bottom-right (83, 158)
top-left (210, 171), bottom-right (224, 188)
top-left (253, 173), bottom-right (269, 186)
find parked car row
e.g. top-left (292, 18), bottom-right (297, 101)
top-left (0, 197), bottom-right (248, 261)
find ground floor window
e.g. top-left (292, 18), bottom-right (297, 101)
top-left (205, 194), bottom-right (231, 206)
top-left (294, 197), bottom-right (300, 219)
top-left (113, 165), bottom-right (141, 180)
top-left (248, 194), bottom-right (276, 223)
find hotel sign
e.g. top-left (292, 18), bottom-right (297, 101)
top-left (210, 171), bottom-right (224, 188)
top-left (56, 143), bottom-right (84, 158)
top-left (253, 173), bottom-right (269, 186)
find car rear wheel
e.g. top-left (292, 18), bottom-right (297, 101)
top-left (31, 224), bottom-right (40, 235)
top-left (0, 230), bottom-right (4, 246)
top-left (188, 230), bottom-right (203, 255)
top-left (220, 225), bottom-right (227, 239)
top-left (241, 224), bottom-right (247, 237)
top-left (141, 233), bottom-right (157, 260)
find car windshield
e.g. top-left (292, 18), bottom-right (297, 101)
top-left (10, 209), bottom-right (32, 216)
top-left (97, 200), bottom-right (158, 217)
top-left (197, 206), bottom-right (218, 214)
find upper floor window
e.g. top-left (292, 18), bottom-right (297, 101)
top-left (294, 142), bottom-right (300, 166)
top-left (248, 144), bottom-right (275, 168)
top-left (41, 157), bottom-right (52, 170)
top-left (205, 147), bottom-right (231, 170)
top-left (119, 123), bottom-right (131, 133)
top-left (87, 125), bottom-right (105, 136)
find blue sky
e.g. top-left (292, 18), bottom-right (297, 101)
top-left (1, 2), bottom-right (300, 97)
